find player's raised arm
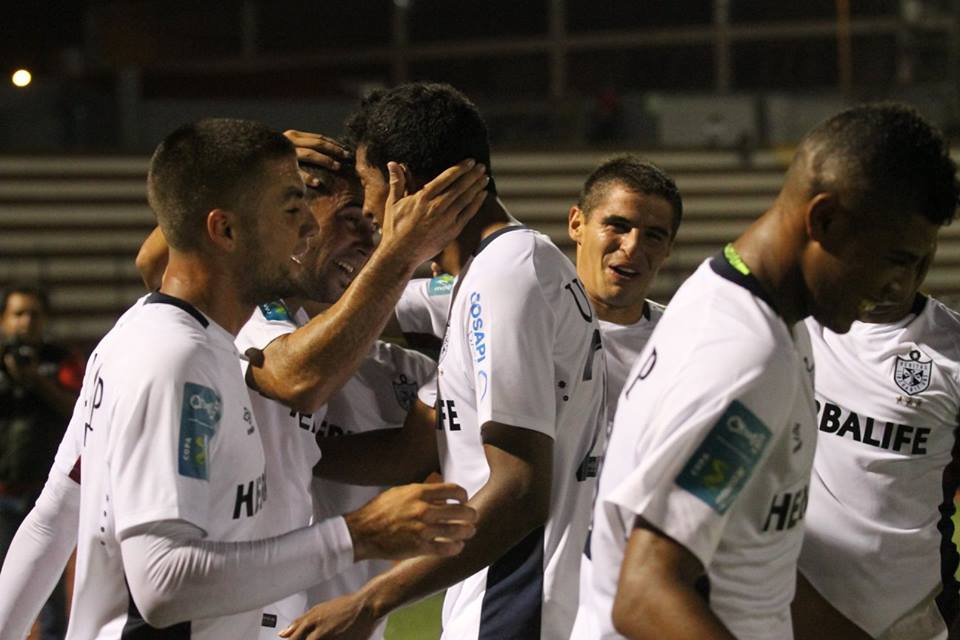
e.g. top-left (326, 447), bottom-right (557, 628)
top-left (247, 157), bottom-right (487, 413)
top-left (313, 397), bottom-right (440, 485)
top-left (612, 519), bottom-right (735, 640)
top-left (280, 422), bottom-right (553, 640)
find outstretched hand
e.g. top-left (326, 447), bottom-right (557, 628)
top-left (380, 159), bottom-right (489, 265)
top-left (344, 482), bottom-right (477, 562)
top-left (278, 590), bottom-right (378, 640)
top-left (283, 129), bottom-right (352, 182)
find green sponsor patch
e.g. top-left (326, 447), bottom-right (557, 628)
top-left (259, 301), bottom-right (291, 322)
top-left (178, 382), bottom-right (222, 480)
top-left (675, 400), bottom-right (771, 514)
top-left (427, 274), bottom-right (454, 297)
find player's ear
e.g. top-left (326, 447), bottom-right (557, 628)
top-left (568, 205), bottom-right (585, 243)
top-left (805, 192), bottom-right (844, 250)
top-left (398, 163), bottom-right (421, 196)
top-left (206, 208), bottom-right (237, 251)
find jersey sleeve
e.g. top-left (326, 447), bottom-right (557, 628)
top-left (604, 333), bottom-right (797, 568)
top-left (109, 349), bottom-right (232, 538)
top-left (464, 256), bottom-right (558, 437)
top-left (396, 276), bottom-right (452, 338)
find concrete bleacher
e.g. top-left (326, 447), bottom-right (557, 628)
top-left (2, 150), bottom-right (959, 350)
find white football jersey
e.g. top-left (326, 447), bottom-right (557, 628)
top-left (799, 296), bottom-right (960, 637)
top-left (570, 302), bottom-right (665, 638)
top-left (599, 302), bottom-right (664, 418)
top-left (308, 340), bottom-right (436, 640)
top-left (235, 302), bottom-right (327, 639)
top-left (583, 256), bottom-right (817, 640)
top-left (419, 226), bottom-right (606, 640)
top-left (66, 292), bottom-right (268, 640)
top-left (396, 275), bottom-right (454, 338)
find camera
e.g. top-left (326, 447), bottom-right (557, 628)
top-left (1, 338), bottom-right (38, 369)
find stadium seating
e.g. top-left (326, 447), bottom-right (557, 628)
top-left (2, 150), bottom-right (959, 350)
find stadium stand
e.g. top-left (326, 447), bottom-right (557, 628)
top-left (2, 148), bottom-right (959, 351)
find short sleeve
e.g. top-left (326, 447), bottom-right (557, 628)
top-left (396, 277), bottom-right (452, 338)
top-left (605, 336), bottom-right (795, 568)
top-left (465, 258), bottom-right (557, 437)
top-left (109, 353), bottom-right (227, 537)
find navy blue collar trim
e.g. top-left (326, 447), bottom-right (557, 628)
top-left (476, 225), bottom-right (527, 256)
top-left (912, 293), bottom-right (928, 316)
top-left (145, 292), bottom-right (209, 328)
top-left (708, 252), bottom-right (780, 314)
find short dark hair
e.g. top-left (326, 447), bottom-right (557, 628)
top-left (579, 155), bottom-right (683, 237)
top-left (800, 103), bottom-right (959, 226)
top-left (147, 118), bottom-right (295, 250)
top-left (345, 82), bottom-right (496, 194)
top-left (1, 283), bottom-right (49, 316)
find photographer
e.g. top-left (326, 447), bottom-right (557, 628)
top-left (0, 284), bottom-right (82, 639)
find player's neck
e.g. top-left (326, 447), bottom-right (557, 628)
top-left (730, 208), bottom-right (809, 326)
top-left (441, 197), bottom-right (517, 273)
top-left (160, 251), bottom-right (252, 335)
top-left (594, 298), bottom-right (647, 326)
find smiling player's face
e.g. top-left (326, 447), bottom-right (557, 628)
top-left (296, 175), bottom-right (375, 304)
top-left (803, 205), bottom-right (940, 333)
top-left (569, 183), bottom-right (675, 323)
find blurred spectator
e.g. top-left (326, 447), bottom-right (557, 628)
top-left (0, 284), bottom-right (82, 639)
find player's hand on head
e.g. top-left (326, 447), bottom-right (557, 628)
top-left (380, 159), bottom-right (489, 263)
top-left (344, 481), bottom-right (477, 562)
top-left (283, 129), bottom-right (352, 177)
top-left (278, 591), bottom-right (376, 640)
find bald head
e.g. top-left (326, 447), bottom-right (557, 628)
top-left (788, 103), bottom-right (958, 226)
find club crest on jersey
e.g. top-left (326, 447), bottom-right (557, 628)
top-left (894, 349), bottom-right (932, 395)
top-left (393, 374), bottom-right (418, 411)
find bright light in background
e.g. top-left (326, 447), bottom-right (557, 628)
top-left (11, 69), bottom-right (32, 88)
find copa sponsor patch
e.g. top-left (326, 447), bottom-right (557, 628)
top-left (259, 301), bottom-right (291, 322)
top-left (178, 382), bottom-right (222, 480)
top-left (427, 274), bottom-right (454, 297)
top-left (675, 400), bottom-right (771, 514)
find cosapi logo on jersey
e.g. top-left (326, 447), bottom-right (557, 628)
top-left (894, 349), bottom-right (932, 395)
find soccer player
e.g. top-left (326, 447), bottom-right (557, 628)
top-left (281, 82), bottom-right (606, 640)
top-left (583, 103), bottom-right (957, 640)
top-left (0, 119), bottom-right (480, 639)
top-left (234, 162), bottom-right (439, 639)
top-left (794, 250), bottom-right (960, 640)
top-left (393, 155), bottom-right (682, 416)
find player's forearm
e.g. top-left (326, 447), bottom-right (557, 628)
top-left (612, 577), bottom-right (735, 640)
top-left (0, 471), bottom-right (79, 640)
top-left (314, 428), bottom-right (438, 485)
top-left (359, 460), bottom-right (550, 619)
top-left (120, 517), bottom-right (353, 628)
top-left (250, 246), bottom-right (421, 413)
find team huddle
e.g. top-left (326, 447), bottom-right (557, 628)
top-left (0, 83), bottom-right (957, 640)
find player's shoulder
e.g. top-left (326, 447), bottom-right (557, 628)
top-left (369, 340), bottom-right (435, 371)
top-left (668, 259), bottom-right (789, 347)
top-left (925, 296), bottom-right (960, 339)
top-left (117, 295), bottom-right (233, 372)
top-left (653, 261), bottom-right (802, 385)
top-left (235, 300), bottom-right (298, 352)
